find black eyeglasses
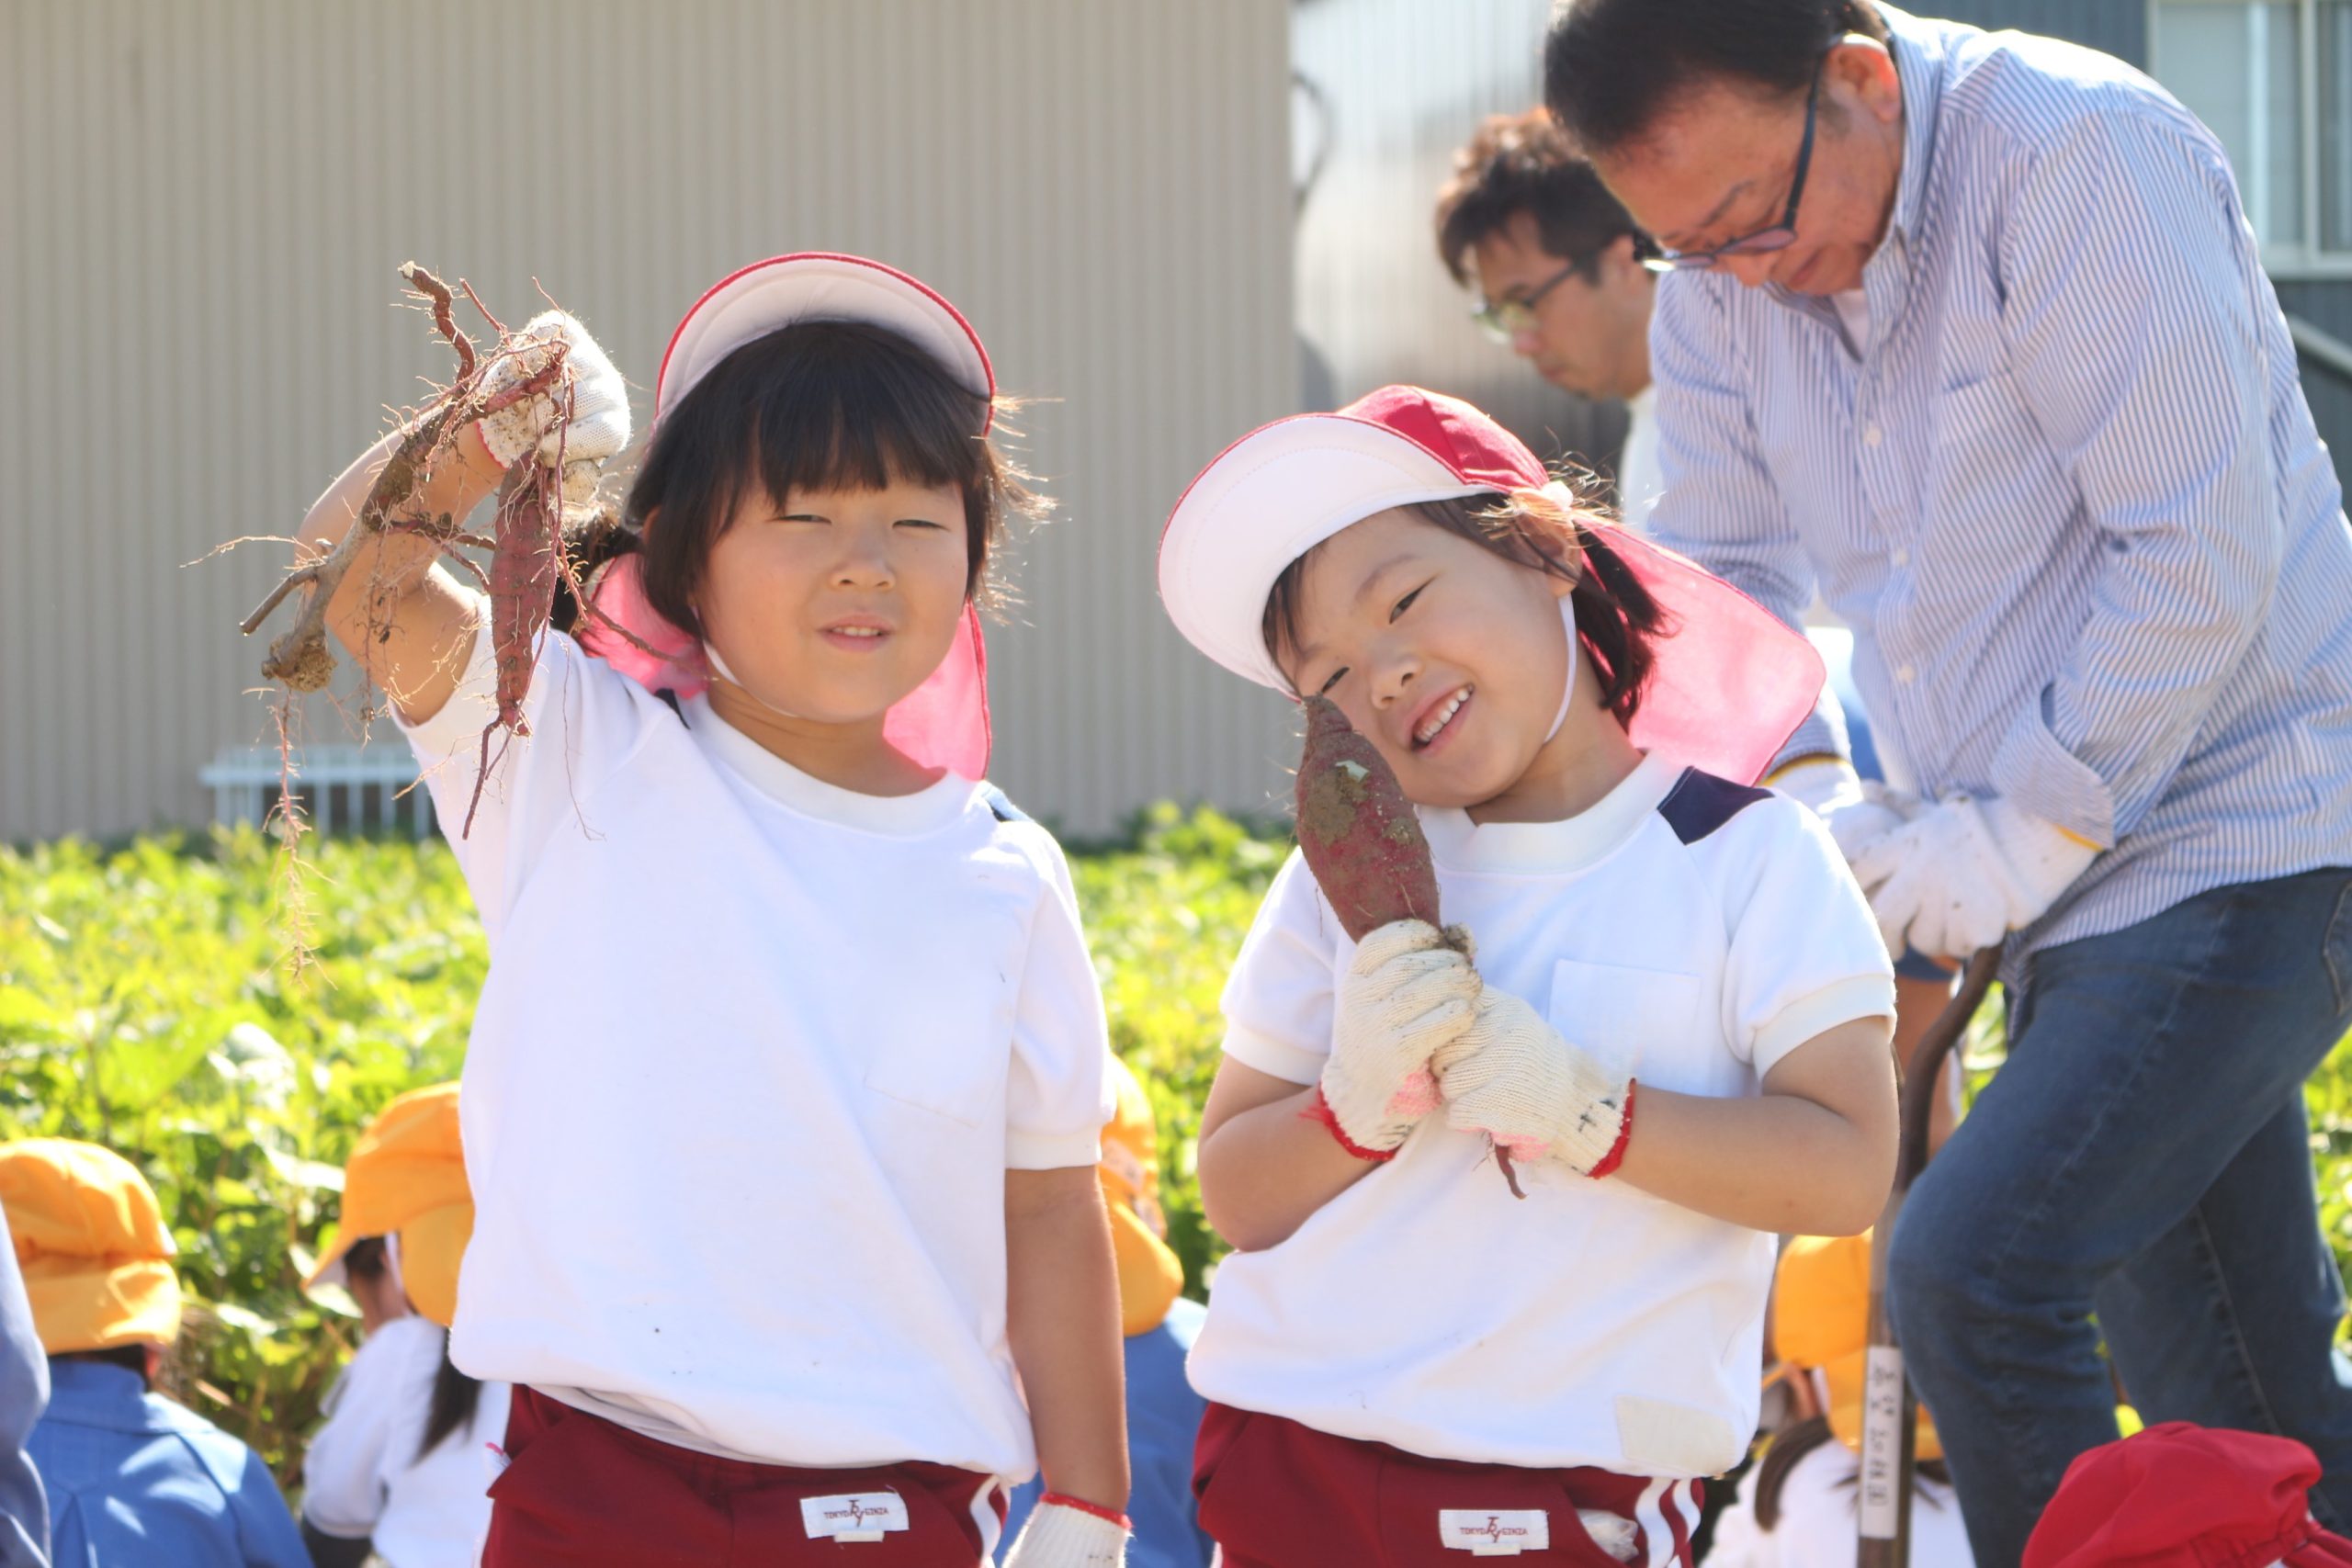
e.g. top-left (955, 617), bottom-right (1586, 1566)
top-left (1643, 57), bottom-right (1825, 274)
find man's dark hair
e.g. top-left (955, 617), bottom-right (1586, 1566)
top-left (1433, 108), bottom-right (1641, 287)
top-left (1546, 0), bottom-right (1888, 158)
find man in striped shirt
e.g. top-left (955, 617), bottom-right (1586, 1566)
top-left (1546, 1), bottom-right (2352, 1560)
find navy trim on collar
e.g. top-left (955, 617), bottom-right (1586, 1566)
top-left (1657, 768), bottom-right (1771, 844)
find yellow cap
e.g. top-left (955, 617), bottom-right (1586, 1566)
top-left (0, 1139), bottom-right (183, 1354)
top-left (1772, 1232), bottom-right (1941, 1463)
top-left (306, 1083), bottom-right (474, 1328)
top-left (1099, 1058), bottom-right (1183, 1337)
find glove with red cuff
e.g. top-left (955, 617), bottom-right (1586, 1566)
top-left (1002, 1495), bottom-right (1129, 1567)
top-left (1313, 919), bottom-right (1482, 1160)
top-left (1435, 984), bottom-right (1634, 1180)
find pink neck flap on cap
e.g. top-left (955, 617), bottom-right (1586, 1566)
top-left (1347, 385), bottom-right (1823, 787)
top-left (577, 254), bottom-right (994, 780)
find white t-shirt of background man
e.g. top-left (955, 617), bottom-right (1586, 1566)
top-left (301, 1315), bottom-right (512, 1568)
top-left (401, 613), bottom-right (1115, 1481)
top-left (1187, 751), bottom-right (1893, 1479)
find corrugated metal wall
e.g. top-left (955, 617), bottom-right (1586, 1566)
top-left (1291, 0), bottom-right (1624, 476)
top-left (0, 0), bottom-right (1299, 844)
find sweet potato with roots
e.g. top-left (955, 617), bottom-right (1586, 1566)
top-left (239, 264), bottom-right (623, 852)
top-left (1294, 696), bottom-right (1522, 1196)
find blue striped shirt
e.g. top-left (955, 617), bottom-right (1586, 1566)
top-left (1647, 5), bottom-right (2352, 961)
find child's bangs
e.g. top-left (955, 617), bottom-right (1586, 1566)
top-left (743, 321), bottom-right (989, 508)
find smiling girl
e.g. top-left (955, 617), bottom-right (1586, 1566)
top-left (1157, 386), bottom-right (1897, 1567)
top-left (286, 254), bottom-right (1130, 1567)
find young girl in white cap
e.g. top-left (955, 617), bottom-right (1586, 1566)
top-left (1158, 385), bottom-right (1899, 1567)
top-left (285, 254), bottom-right (1129, 1566)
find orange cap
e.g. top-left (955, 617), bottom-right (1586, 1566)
top-left (306, 1083), bottom-right (473, 1327)
top-left (0, 1139), bottom-right (183, 1354)
top-left (1099, 1059), bottom-right (1183, 1337)
top-left (1772, 1231), bottom-right (1941, 1462)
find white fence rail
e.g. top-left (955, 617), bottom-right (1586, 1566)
top-left (199, 745), bottom-right (435, 840)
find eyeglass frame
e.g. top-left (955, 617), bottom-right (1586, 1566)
top-left (1469, 229), bottom-right (1661, 343)
top-left (1640, 53), bottom-right (1826, 275)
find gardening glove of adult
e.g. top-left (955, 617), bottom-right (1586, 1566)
top-left (1770, 756), bottom-right (1919, 865)
top-left (1320, 919), bottom-right (1481, 1157)
top-left (1436, 984), bottom-right (1633, 1179)
top-left (473, 310), bottom-right (631, 509)
top-left (1001, 1498), bottom-right (1129, 1568)
top-left (1849, 794), bottom-right (2099, 961)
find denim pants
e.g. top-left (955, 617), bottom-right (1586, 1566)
top-left (1888, 866), bottom-right (2352, 1567)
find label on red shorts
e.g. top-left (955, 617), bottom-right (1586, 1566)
top-left (800, 1492), bottom-right (910, 1542)
top-left (1438, 1509), bottom-right (1551, 1555)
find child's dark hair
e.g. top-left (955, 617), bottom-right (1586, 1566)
top-left (549, 319), bottom-right (1044, 638)
top-left (1259, 485), bottom-right (1667, 724)
top-left (342, 1235), bottom-right (389, 1284)
top-left (418, 1333), bottom-right (483, 1462)
top-left (53, 1343), bottom-right (151, 1382)
top-left (1747, 1415), bottom-right (1952, 1530)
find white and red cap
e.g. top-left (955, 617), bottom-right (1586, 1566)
top-left (2023, 1423), bottom-right (2352, 1568)
top-left (580, 254), bottom-right (995, 779)
top-left (1158, 384), bottom-right (1824, 785)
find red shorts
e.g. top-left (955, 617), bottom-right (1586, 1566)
top-left (480, 1385), bottom-right (1005, 1567)
top-left (1192, 1402), bottom-right (1702, 1567)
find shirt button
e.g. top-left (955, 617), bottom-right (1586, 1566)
top-left (1897, 664), bottom-right (1917, 684)
top-left (1864, 424), bottom-right (1884, 448)
top-left (1891, 547), bottom-right (1910, 568)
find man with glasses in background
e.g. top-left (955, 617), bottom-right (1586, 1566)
top-left (1544, 2), bottom-right (2352, 1561)
top-left (1432, 109), bottom-right (1666, 528)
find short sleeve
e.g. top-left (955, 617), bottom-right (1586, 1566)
top-left (1714, 800), bottom-right (1894, 1078)
top-left (1003, 832), bottom-right (1116, 1171)
top-left (300, 1318), bottom-right (439, 1539)
top-left (398, 596), bottom-right (675, 945)
top-left (1218, 849), bottom-right (1343, 1086)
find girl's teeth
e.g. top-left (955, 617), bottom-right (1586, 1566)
top-left (1417, 688), bottom-right (1470, 744)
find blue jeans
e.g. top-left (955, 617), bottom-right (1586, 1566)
top-left (1888, 866), bottom-right (2352, 1567)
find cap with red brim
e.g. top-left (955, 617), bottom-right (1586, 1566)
top-left (1157, 384), bottom-right (1823, 785)
top-left (579, 254), bottom-right (994, 779)
top-left (2024, 1423), bottom-right (2352, 1568)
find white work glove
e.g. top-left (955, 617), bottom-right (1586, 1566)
top-left (1771, 756), bottom-right (1919, 864)
top-left (1436, 985), bottom-right (1634, 1179)
top-left (1002, 1498), bottom-right (1129, 1568)
top-left (473, 310), bottom-right (631, 509)
top-left (1849, 794), bottom-right (2099, 960)
top-left (1320, 919), bottom-right (1482, 1157)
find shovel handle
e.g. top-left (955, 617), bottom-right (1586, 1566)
top-left (1857, 943), bottom-right (2004, 1568)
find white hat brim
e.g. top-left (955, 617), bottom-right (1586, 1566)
top-left (1158, 412), bottom-right (1490, 691)
top-left (654, 253), bottom-right (993, 423)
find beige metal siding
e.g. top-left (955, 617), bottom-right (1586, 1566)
top-left (1293, 0), bottom-right (1624, 474)
top-left (0, 0), bottom-right (1298, 844)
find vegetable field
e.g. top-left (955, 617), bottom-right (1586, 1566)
top-left (3, 813), bottom-right (2347, 1482)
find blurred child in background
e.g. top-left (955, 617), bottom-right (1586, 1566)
top-left (1, 1139), bottom-right (308, 1567)
top-left (1705, 1232), bottom-right (1973, 1567)
top-left (300, 1083), bottom-right (510, 1568)
top-left (1001, 1059), bottom-right (1213, 1568)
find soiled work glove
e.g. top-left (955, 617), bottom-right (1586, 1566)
top-left (1002, 1496), bottom-right (1129, 1568)
top-left (472, 310), bottom-right (631, 509)
top-left (1850, 794), bottom-right (2099, 960)
top-left (1436, 985), bottom-right (1634, 1179)
top-left (1317, 920), bottom-right (1481, 1158)
top-left (1770, 756), bottom-right (1918, 864)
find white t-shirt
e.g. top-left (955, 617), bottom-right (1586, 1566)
top-left (1704, 1438), bottom-right (1975, 1567)
top-left (1618, 385), bottom-right (1663, 536)
top-left (401, 615), bottom-right (1114, 1479)
top-left (301, 1315), bottom-right (513, 1568)
top-left (1188, 751), bottom-right (1892, 1475)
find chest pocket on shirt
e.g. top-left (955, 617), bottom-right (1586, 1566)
top-left (1927, 370), bottom-right (2076, 540)
top-left (1544, 959), bottom-right (1702, 1089)
top-left (861, 914), bottom-right (1025, 1128)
